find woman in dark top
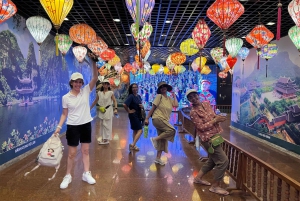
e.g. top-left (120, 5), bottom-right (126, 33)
top-left (123, 83), bottom-right (144, 151)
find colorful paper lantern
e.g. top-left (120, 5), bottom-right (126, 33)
top-left (0, 0), bottom-right (17, 24)
top-left (166, 55), bottom-right (176, 69)
top-left (163, 67), bottom-right (170, 74)
top-left (152, 64), bottom-right (160, 73)
top-left (131, 22), bottom-right (153, 46)
top-left (288, 0), bottom-right (300, 27)
top-left (121, 73), bottom-right (129, 83)
top-left (26, 16), bottom-right (52, 45)
top-left (170, 52), bottom-right (186, 65)
top-left (219, 71), bottom-right (228, 79)
top-left (206, 0), bottom-right (244, 31)
top-left (124, 63), bottom-right (133, 72)
top-left (99, 48), bottom-right (116, 61)
top-left (200, 65), bottom-right (211, 75)
top-left (225, 38), bottom-right (243, 58)
top-left (210, 47), bottom-right (224, 64)
top-left (192, 19), bottom-right (211, 50)
top-left (125, 0), bottom-right (155, 26)
top-left (54, 34), bottom-right (73, 56)
top-left (288, 25), bottom-right (300, 52)
top-left (180, 38), bottom-right (199, 56)
top-left (96, 58), bottom-right (106, 69)
top-left (69, 24), bottom-right (97, 45)
top-left (108, 55), bottom-right (121, 66)
top-left (72, 46), bottom-right (87, 63)
top-left (259, 43), bottom-right (278, 77)
top-left (40, 0), bottom-right (73, 30)
top-left (238, 47), bottom-right (250, 74)
top-left (226, 55), bottom-right (237, 70)
top-left (87, 36), bottom-right (108, 56)
top-left (218, 56), bottom-right (229, 71)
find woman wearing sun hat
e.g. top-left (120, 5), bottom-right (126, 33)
top-left (144, 81), bottom-right (178, 165)
top-left (90, 79), bottom-right (118, 145)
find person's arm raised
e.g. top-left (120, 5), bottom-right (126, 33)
top-left (88, 52), bottom-right (98, 90)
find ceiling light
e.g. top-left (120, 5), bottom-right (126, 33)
top-left (64, 18), bottom-right (69, 21)
top-left (165, 20), bottom-right (172, 23)
top-left (161, 34), bottom-right (166, 36)
top-left (266, 22), bottom-right (275, 25)
top-left (113, 19), bottom-right (120, 22)
top-left (242, 36), bottom-right (246, 38)
top-left (124, 43), bottom-right (129, 45)
top-left (158, 44), bottom-right (163, 46)
top-left (126, 34), bottom-right (131, 36)
top-left (239, 0), bottom-right (248, 1)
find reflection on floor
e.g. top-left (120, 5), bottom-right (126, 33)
top-left (1, 108), bottom-right (299, 201)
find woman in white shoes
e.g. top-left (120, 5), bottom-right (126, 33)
top-left (54, 52), bottom-right (98, 189)
top-left (186, 89), bottom-right (229, 196)
top-left (144, 81), bottom-right (178, 165)
top-left (90, 79), bottom-right (118, 145)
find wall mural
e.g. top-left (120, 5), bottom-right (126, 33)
top-left (231, 36), bottom-right (300, 155)
top-left (0, 15), bottom-right (97, 166)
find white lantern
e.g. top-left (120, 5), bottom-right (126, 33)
top-left (26, 16), bottom-right (52, 45)
top-left (72, 46), bottom-right (87, 63)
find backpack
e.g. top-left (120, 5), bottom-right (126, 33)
top-left (24, 135), bottom-right (64, 180)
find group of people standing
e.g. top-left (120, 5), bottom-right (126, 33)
top-left (53, 52), bottom-right (229, 196)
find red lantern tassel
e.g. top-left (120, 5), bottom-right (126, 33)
top-left (276, 2), bottom-right (282, 40)
top-left (257, 54), bottom-right (260, 70)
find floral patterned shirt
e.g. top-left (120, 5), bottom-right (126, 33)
top-left (190, 102), bottom-right (223, 142)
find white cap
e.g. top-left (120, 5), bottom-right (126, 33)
top-left (102, 79), bottom-right (110, 83)
top-left (186, 89), bottom-right (197, 97)
top-left (70, 72), bottom-right (83, 81)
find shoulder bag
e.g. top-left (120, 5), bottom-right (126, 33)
top-left (207, 134), bottom-right (224, 154)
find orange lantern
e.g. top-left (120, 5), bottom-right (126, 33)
top-left (192, 19), bottom-right (211, 51)
top-left (69, 24), bottom-right (96, 45)
top-left (98, 66), bottom-right (108, 76)
top-left (246, 24), bottom-right (274, 69)
top-left (0, 0), bottom-right (17, 24)
top-left (109, 77), bottom-right (115, 86)
top-left (124, 63), bottom-right (133, 72)
top-left (170, 52), bottom-right (186, 65)
top-left (100, 48), bottom-right (116, 61)
top-left (135, 55), bottom-right (141, 63)
top-left (131, 68), bottom-right (137, 75)
top-left (87, 36), bottom-right (108, 56)
top-left (121, 73), bottom-right (129, 83)
top-left (207, 0), bottom-right (244, 56)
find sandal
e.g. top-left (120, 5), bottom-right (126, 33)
top-left (209, 186), bottom-right (229, 196)
top-left (193, 178), bottom-right (211, 186)
top-left (133, 145), bottom-right (139, 151)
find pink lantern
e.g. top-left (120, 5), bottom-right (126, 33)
top-left (72, 46), bottom-right (87, 63)
top-left (192, 19), bottom-right (211, 51)
top-left (288, 0), bottom-right (300, 27)
top-left (125, 0), bottom-right (155, 26)
top-left (87, 36), bottom-right (108, 56)
top-left (219, 71), bottom-right (228, 79)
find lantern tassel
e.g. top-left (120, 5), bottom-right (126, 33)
top-left (257, 54), bottom-right (260, 70)
top-left (266, 63), bottom-right (268, 77)
top-left (39, 47), bottom-right (41, 66)
top-left (242, 60), bottom-right (244, 75)
top-left (276, 2), bottom-right (282, 41)
top-left (223, 31), bottom-right (226, 56)
top-left (55, 32), bottom-right (59, 56)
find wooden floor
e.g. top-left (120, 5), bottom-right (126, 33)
top-left (0, 108), bottom-right (299, 201)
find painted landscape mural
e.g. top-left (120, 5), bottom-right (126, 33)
top-left (231, 36), bottom-right (300, 154)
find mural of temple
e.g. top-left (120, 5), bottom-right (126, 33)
top-left (15, 76), bottom-right (35, 106)
top-left (274, 76), bottom-right (299, 99)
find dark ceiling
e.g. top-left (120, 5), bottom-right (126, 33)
top-left (12, 0), bottom-right (294, 65)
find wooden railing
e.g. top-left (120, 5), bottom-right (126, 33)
top-left (178, 108), bottom-right (300, 201)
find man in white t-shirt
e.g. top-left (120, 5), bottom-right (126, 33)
top-left (54, 52), bottom-right (98, 189)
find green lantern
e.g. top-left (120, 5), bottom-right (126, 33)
top-left (225, 37), bottom-right (243, 58)
top-left (288, 26), bottom-right (300, 53)
top-left (54, 34), bottom-right (73, 56)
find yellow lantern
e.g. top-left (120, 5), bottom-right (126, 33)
top-left (163, 67), bottom-right (169, 74)
top-left (194, 57), bottom-right (207, 67)
top-left (40, 0), bottom-right (74, 56)
top-left (201, 65), bottom-right (211, 75)
top-left (152, 64), bottom-right (160, 73)
top-left (180, 38), bottom-right (199, 56)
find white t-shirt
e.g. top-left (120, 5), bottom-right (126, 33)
top-left (62, 84), bottom-right (93, 125)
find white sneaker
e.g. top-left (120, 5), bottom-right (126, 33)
top-left (82, 171), bottom-right (96, 184)
top-left (154, 158), bottom-right (165, 165)
top-left (60, 174), bottom-right (72, 189)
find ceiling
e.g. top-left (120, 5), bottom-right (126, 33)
top-left (12, 0), bottom-right (294, 65)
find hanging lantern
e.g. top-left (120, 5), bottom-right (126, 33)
top-left (191, 60), bottom-right (200, 72)
top-left (192, 19), bottom-right (211, 52)
top-left (288, 25), bottom-right (300, 53)
top-left (237, 47), bottom-right (249, 74)
top-left (26, 16), bottom-right (52, 45)
top-left (246, 24), bottom-right (274, 69)
top-left (225, 38), bottom-right (243, 58)
top-left (210, 47), bottom-right (224, 64)
top-left (200, 65), bottom-right (211, 75)
top-left (219, 71), bottom-right (228, 79)
top-left (163, 66), bottom-right (170, 74)
top-left (131, 22), bottom-right (153, 46)
top-left (121, 73), bottom-right (129, 83)
top-left (87, 36), bottom-right (108, 56)
top-left (277, 1), bottom-right (282, 40)
top-left (40, 0), bottom-right (73, 56)
top-left (152, 64), bottom-right (160, 73)
top-left (207, 0), bottom-right (244, 55)
top-left (54, 34), bottom-right (73, 56)
top-left (166, 54), bottom-right (176, 69)
top-left (99, 48), bottom-right (116, 61)
top-left (0, 0), bottom-right (17, 24)
top-left (72, 46), bottom-right (87, 63)
top-left (259, 44), bottom-right (278, 77)
top-left (125, 0), bottom-right (155, 26)
top-left (96, 58), bottom-right (106, 69)
top-left (180, 38), bottom-right (199, 56)
top-left (193, 57), bottom-right (207, 68)
top-left (124, 63), bottom-right (133, 72)
top-left (218, 56), bottom-right (229, 71)
top-left (226, 55), bottom-right (237, 70)
top-left (108, 55), bottom-right (121, 66)
top-left (288, 0), bottom-right (300, 27)
top-left (69, 24), bottom-right (96, 45)
top-left (170, 52), bottom-right (186, 65)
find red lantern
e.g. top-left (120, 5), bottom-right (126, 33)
top-left (226, 55), bottom-right (237, 69)
top-left (124, 63), bottom-right (133, 72)
top-left (170, 52), bottom-right (186, 65)
top-left (206, 0), bottom-right (244, 31)
top-left (219, 71), bottom-right (228, 79)
top-left (69, 24), bottom-right (96, 45)
top-left (192, 19), bottom-right (211, 50)
top-left (246, 24), bottom-right (274, 69)
top-left (0, 0), bottom-right (17, 23)
top-left (100, 48), bottom-right (116, 61)
top-left (87, 36), bottom-right (108, 56)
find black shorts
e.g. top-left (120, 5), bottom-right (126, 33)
top-left (66, 122), bottom-right (92, 147)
